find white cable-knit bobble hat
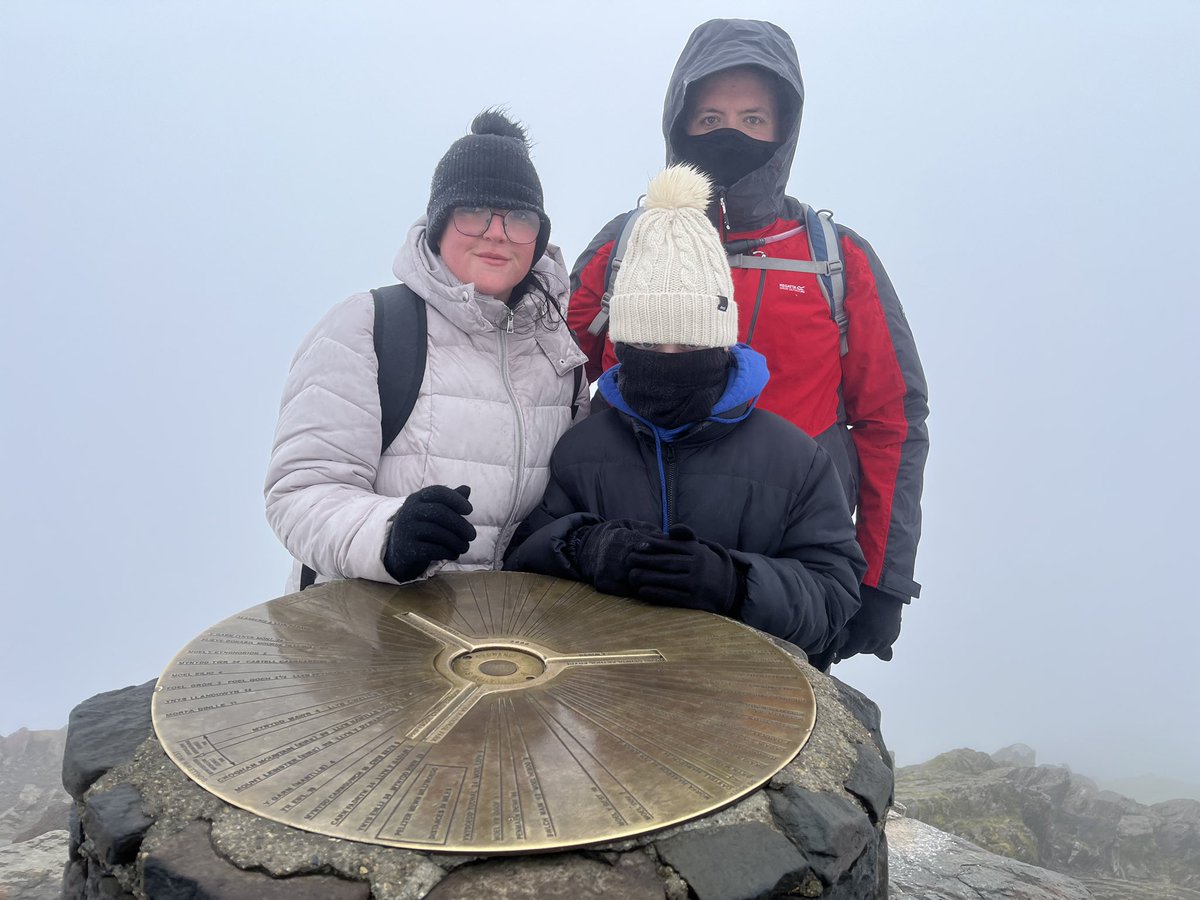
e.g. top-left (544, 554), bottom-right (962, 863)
top-left (609, 165), bottom-right (738, 349)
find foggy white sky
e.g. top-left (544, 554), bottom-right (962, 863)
top-left (2, 1), bottom-right (1198, 784)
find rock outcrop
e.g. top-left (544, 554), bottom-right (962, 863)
top-left (0, 726), bottom-right (70, 842)
top-left (0, 829), bottom-right (70, 900)
top-left (896, 747), bottom-right (1200, 900)
top-left (61, 671), bottom-right (893, 900)
top-left (886, 812), bottom-right (1094, 899)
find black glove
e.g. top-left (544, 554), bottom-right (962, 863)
top-left (627, 524), bottom-right (741, 615)
top-left (382, 485), bottom-right (476, 582)
top-left (567, 519), bottom-right (659, 596)
top-left (834, 585), bottom-right (905, 662)
top-left (806, 629), bottom-right (848, 673)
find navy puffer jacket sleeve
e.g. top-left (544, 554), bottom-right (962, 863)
top-left (729, 445), bottom-right (864, 652)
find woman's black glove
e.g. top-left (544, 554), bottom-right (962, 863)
top-left (382, 485), bottom-right (476, 582)
top-left (567, 519), bottom-right (659, 596)
top-left (628, 525), bottom-right (741, 615)
top-left (834, 585), bottom-right (905, 662)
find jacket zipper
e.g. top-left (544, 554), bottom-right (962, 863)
top-left (718, 191), bottom-right (730, 244)
top-left (664, 443), bottom-right (677, 530)
top-left (495, 324), bottom-right (525, 567)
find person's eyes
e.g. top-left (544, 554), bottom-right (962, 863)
top-left (745, 115), bottom-right (767, 128)
top-left (508, 210), bottom-right (537, 225)
top-left (697, 114), bottom-right (721, 128)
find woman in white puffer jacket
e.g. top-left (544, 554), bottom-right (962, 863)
top-left (265, 110), bottom-right (588, 592)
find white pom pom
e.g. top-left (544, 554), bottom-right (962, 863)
top-left (643, 164), bottom-right (712, 212)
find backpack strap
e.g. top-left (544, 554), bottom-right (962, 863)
top-left (299, 283), bottom-right (427, 592)
top-left (299, 565), bottom-right (317, 590)
top-left (803, 204), bottom-right (848, 356)
top-left (596, 200), bottom-right (849, 356)
top-left (587, 205), bottom-right (645, 336)
top-left (726, 204), bottom-right (848, 355)
top-left (571, 365), bottom-right (583, 420)
top-left (372, 284), bottom-right (428, 453)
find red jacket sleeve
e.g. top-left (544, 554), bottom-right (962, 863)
top-left (838, 230), bottom-right (929, 599)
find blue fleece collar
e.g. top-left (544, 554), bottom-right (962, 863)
top-left (598, 344), bottom-right (770, 439)
top-left (597, 344), bottom-right (769, 531)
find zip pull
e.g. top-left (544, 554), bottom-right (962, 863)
top-left (718, 192), bottom-right (730, 243)
top-left (505, 308), bottom-right (514, 333)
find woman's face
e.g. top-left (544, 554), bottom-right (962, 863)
top-left (438, 208), bottom-right (536, 303)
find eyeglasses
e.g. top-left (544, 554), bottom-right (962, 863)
top-left (451, 207), bottom-right (541, 244)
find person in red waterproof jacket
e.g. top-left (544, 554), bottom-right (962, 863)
top-left (566, 19), bottom-right (929, 666)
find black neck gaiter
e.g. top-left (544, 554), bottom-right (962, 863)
top-left (675, 129), bottom-right (781, 190)
top-left (617, 346), bottom-right (732, 430)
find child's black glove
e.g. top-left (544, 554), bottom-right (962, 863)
top-left (567, 519), bottom-right (659, 597)
top-left (628, 524), bottom-right (741, 615)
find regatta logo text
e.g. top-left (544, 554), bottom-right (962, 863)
top-left (779, 283), bottom-right (806, 294)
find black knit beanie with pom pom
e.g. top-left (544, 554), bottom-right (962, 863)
top-left (426, 109), bottom-right (550, 263)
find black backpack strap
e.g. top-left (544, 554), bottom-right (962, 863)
top-left (570, 365), bottom-right (583, 420)
top-left (372, 284), bottom-right (428, 453)
top-left (298, 284), bottom-right (426, 592)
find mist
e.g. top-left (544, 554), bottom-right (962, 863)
top-left (2, 1), bottom-right (1197, 786)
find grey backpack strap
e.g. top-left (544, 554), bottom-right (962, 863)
top-left (588, 203), bottom-right (645, 336)
top-left (802, 203), bottom-right (848, 356)
top-left (726, 255), bottom-right (832, 274)
top-left (729, 205), bottom-right (848, 355)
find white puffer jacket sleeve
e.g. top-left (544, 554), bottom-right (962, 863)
top-left (264, 292), bottom-right (402, 586)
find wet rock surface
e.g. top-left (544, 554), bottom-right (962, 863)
top-left (895, 747), bottom-right (1200, 898)
top-left (886, 813), bottom-right (1095, 900)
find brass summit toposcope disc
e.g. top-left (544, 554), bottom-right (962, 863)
top-left (153, 573), bottom-right (816, 853)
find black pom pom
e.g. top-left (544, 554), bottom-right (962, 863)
top-left (470, 108), bottom-right (529, 147)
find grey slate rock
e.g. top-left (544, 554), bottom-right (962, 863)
top-left (655, 823), bottom-right (809, 900)
top-left (62, 857), bottom-right (86, 900)
top-left (424, 851), bottom-right (664, 899)
top-left (769, 785), bottom-right (874, 887)
top-left (0, 726), bottom-right (70, 842)
top-left (844, 743), bottom-right (893, 826)
top-left (830, 678), bottom-right (890, 768)
top-left (62, 680), bottom-right (156, 798)
top-left (82, 782), bottom-right (153, 865)
top-left (821, 831), bottom-right (883, 900)
top-left (0, 830), bottom-right (71, 900)
top-left (69, 802), bottom-right (83, 860)
top-left (142, 821), bottom-right (371, 900)
top-left (9, 797), bottom-right (72, 843)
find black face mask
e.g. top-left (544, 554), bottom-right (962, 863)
top-left (675, 129), bottom-right (782, 190)
top-left (616, 346), bottom-right (732, 430)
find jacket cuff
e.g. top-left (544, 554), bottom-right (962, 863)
top-left (877, 570), bottom-right (920, 601)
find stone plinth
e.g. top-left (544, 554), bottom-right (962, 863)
top-left (61, 664), bottom-right (892, 900)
